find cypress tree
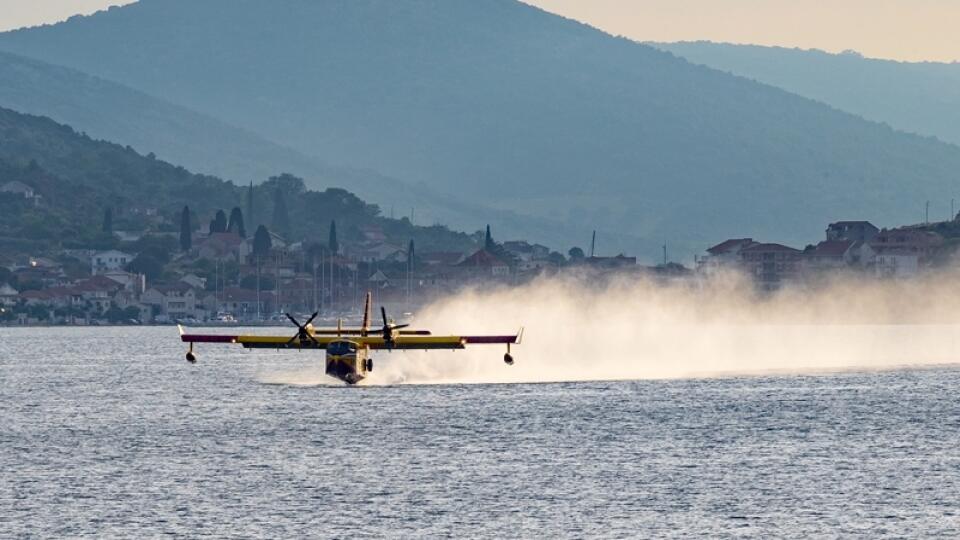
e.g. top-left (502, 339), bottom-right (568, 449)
top-left (227, 207), bottom-right (246, 238)
top-left (328, 220), bottom-right (339, 255)
top-left (484, 224), bottom-right (493, 250)
top-left (179, 206), bottom-right (192, 252)
top-left (209, 209), bottom-right (227, 234)
top-left (253, 225), bottom-right (272, 257)
top-left (408, 239), bottom-right (416, 268)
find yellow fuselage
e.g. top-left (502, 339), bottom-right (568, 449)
top-left (325, 340), bottom-right (369, 384)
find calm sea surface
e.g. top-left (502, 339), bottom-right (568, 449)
top-left (2, 326), bottom-right (960, 538)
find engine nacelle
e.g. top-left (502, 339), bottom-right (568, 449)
top-left (185, 351), bottom-right (197, 363)
top-left (504, 353), bottom-right (514, 365)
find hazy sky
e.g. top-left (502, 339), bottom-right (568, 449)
top-left (0, 0), bottom-right (135, 31)
top-left (0, 0), bottom-right (955, 62)
top-left (524, 0), bottom-right (959, 62)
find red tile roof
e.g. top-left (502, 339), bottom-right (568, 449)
top-left (74, 275), bottom-right (123, 292)
top-left (458, 249), bottom-right (508, 267)
top-left (741, 243), bottom-right (801, 253)
top-left (810, 240), bottom-right (854, 258)
top-left (707, 238), bottom-right (755, 255)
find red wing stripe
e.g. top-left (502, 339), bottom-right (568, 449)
top-left (181, 334), bottom-right (239, 343)
top-left (462, 335), bottom-right (518, 344)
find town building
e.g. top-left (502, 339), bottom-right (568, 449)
top-left (457, 249), bottom-right (511, 277)
top-left (870, 228), bottom-right (943, 278)
top-left (697, 238), bottom-right (757, 275)
top-left (141, 283), bottom-right (204, 321)
top-left (502, 241), bottom-right (550, 262)
top-left (581, 255), bottom-right (637, 270)
top-left (740, 243), bottom-right (802, 289)
top-left (419, 252), bottom-right (465, 267)
top-left (0, 283), bottom-right (18, 306)
top-left (205, 287), bottom-right (266, 319)
top-left (1, 181), bottom-right (41, 204)
top-left (804, 240), bottom-right (858, 271)
top-left (196, 232), bottom-right (249, 262)
top-left (91, 250), bottom-right (135, 274)
top-left (826, 221), bottom-right (879, 243)
top-left (102, 271), bottom-right (147, 294)
top-left (72, 275), bottom-right (126, 312)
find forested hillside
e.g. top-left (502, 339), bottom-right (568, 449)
top-left (0, 48), bottom-right (580, 253)
top-left (0, 107), bottom-right (475, 254)
top-left (4, 1), bottom-right (960, 255)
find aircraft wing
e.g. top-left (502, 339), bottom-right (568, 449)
top-left (179, 326), bottom-right (522, 351)
top-left (358, 330), bottom-right (523, 351)
top-left (179, 329), bottom-right (339, 350)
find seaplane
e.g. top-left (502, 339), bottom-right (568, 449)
top-left (178, 292), bottom-right (522, 385)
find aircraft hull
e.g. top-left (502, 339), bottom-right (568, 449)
top-left (326, 344), bottom-right (369, 385)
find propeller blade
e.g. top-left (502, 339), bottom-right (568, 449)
top-left (285, 313), bottom-right (300, 327)
top-left (392, 324), bottom-right (410, 330)
top-left (381, 306), bottom-right (388, 326)
top-left (304, 311), bottom-right (319, 327)
top-left (286, 335), bottom-right (298, 345)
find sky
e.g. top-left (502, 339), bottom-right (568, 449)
top-left (0, 0), bottom-right (134, 30)
top-left (524, 0), bottom-right (959, 62)
top-left (0, 0), bottom-right (955, 62)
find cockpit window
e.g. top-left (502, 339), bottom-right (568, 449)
top-left (328, 341), bottom-right (357, 355)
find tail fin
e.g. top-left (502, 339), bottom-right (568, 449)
top-left (361, 291), bottom-right (372, 336)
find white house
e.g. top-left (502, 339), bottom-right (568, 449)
top-left (91, 250), bottom-right (135, 274)
top-left (141, 283), bottom-right (204, 321)
top-left (1, 181), bottom-right (41, 204)
top-left (180, 273), bottom-right (207, 290)
top-left (871, 228), bottom-right (943, 279)
top-left (0, 283), bottom-right (18, 306)
top-left (696, 238), bottom-right (757, 276)
top-left (102, 270), bottom-right (147, 294)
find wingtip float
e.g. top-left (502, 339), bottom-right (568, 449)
top-left (179, 291), bottom-right (522, 385)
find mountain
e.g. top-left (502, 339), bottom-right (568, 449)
top-left (3, 0), bottom-right (960, 256)
top-left (654, 41), bottom-right (960, 146)
top-left (0, 49), bottom-right (327, 186)
top-left (0, 106), bottom-right (475, 253)
top-left (0, 48), bottom-right (586, 253)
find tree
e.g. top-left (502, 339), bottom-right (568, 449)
top-left (227, 207), bottom-right (246, 238)
top-left (179, 206), bottom-right (192, 252)
top-left (271, 186), bottom-right (290, 240)
top-left (131, 234), bottom-right (177, 265)
top-left (126, 254), bottom-right (165, 282)
top-left (102, 207), bottom-right (113, 233)
top-left (253, 225), bottom-right (272, 257)
top-left (246, 181), bottom-right (255, 231)
top-left (408, 238), bottom-right (416, 268)
top-left (548, 251), bottom-right (567, 266)
top-left (484, 224), bottom-right (494, 250)
top-left (328, 220), bottom-right (339, 255)
top-left (209, 209), bottom-right (227, 234)
top-left (568, 247), bottom-right (585, 260)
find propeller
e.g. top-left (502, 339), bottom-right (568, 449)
top-left (380, 306), bottom-right (410, 350)
top-left (286, 311), bottom-right (320, 349)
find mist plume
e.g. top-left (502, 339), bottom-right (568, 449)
top-left (366, 270), bottom-right (960, 385)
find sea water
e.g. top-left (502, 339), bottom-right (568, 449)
top-left (2, 326), bottom-right (960, 537)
